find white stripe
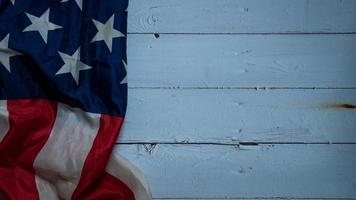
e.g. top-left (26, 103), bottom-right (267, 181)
top-left (106, 151), bottom-right (152, 200)
top-left (34, 103), bottom-right (101, 200)
top-left (0, 100), bottom-right (9, 143)
top-left (35, 175), bottom-right (60, 200)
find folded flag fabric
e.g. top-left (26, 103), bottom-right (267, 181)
top-left (0, 0), bottom-right (151, 199)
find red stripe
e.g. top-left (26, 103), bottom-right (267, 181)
top-left (76, 172), bottom-right (135, 200)
top-left (72, 115), bottom-right (134, 200)
top-left (0, 100), bottom-right (57, 200)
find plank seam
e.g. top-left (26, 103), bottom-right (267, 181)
top-left (128, 87), bottom-right (356, 90)
top-left (153, 197), bottom-right (356, 200)
top-left (115, 142), bottom-right (356, 145)
top-left (128, 32), bottom-right (356, 35)
top-left (152, 197), bottom-right (356, 200)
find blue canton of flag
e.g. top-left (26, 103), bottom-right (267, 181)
top-left (0, 0), bottom-right (128, 117)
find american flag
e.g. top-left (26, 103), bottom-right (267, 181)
top-left (0, 0), bottom-right (151, 199)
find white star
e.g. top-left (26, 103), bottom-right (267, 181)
top-left (120, 59), bottom-right (127, 84)
top-left (0, 34), bottom-right (22, 73)
top-left (61, 0), bottom-right (83, 10)
top-left (91, 14), bottom-right (125, 52)
top-left (55, 48), bottom-right (92, 85)
top-left (23, 9), bottom-right (62, 43)
top-left (10, 0), bottom-right (15, 5)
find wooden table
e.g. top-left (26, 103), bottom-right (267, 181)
top-left (116, 0), bottom-right (356, 199)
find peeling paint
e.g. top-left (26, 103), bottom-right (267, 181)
top-left (233, 50), bottom-right (252, 56)
top-left (237, 166), bottom-right (253, 174)
top-left (143, 144), bottom-right (157, 154)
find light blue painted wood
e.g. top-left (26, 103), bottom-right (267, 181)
top-left (118, 0), bottom-right (356, 199)
top-left (119, 89), bottom-right (356, 143)
top-left (127, 34), bottom-right (356, 88)
top-left (128, 0), bottom-right (356, 33)
top-left (116, 144), bottom-right (356, 199)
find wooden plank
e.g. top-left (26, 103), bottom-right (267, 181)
top-left (127, 0), bottom-right (356, 33)
top-left (119, 89), bottom-right (356, 143)
top-left (115, 144), bottom-right (356, 199)
top-left (127, 34), bottom-right (356, 88)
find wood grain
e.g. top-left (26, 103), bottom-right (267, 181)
top-left (127, 0), bottom-right (356, 34)
top-left (124, 1), bottom-right (356, 199)
top-left (118, 89), bottom-right (356, 144)
top-left (127, 34), bottom-right (356, 88)
top-left (115, 144), bottom-right (356, 199)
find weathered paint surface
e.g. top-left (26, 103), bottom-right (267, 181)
top-left (117, 0), bottom-right (356, 199)
top-left (119, 89), bottom-right (356, 144)
top-left (115, 144), bottom-right (356, 198)
top-left (126, 34), bottom-right (356, 88)
top-left (128, 0), bottom-right (356, 33)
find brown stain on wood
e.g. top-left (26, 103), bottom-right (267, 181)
top-left (322, 103), bottom-right (356, 109)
